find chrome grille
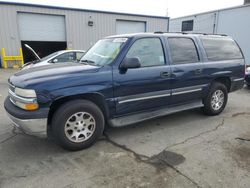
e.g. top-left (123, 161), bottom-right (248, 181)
top-left (8, 87), bottom-right (17, 105)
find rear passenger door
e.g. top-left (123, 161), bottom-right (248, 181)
top-left (167, 37), bottom-right (208, 105)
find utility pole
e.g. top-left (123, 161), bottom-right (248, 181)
top-left (165, 0), bottom-right (169, 17)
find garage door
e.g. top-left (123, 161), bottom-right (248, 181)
top-left (116, 20), bottom-right (146, 35)
top-left (18, 13), bottom-right (66, 41)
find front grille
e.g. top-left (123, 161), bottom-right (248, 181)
top-left (8, 88), bottom-right (17, 106)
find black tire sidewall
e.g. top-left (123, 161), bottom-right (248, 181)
top-left (52, 100), bottom-right (104, 151)
top-left (203, 83), bottom-right (228, 115)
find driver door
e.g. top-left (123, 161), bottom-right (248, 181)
top-left (113, 37), bottom-right (172, 116)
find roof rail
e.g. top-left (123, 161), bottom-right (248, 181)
top-left (154, 31), bottom-right (187, 34)
top-left (154, 31), bottom-right (227, 36)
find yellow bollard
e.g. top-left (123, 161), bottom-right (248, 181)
top-left (1, 48), bottom-right (24, 69)
top-left (19, 48), bottom-right (24, 66)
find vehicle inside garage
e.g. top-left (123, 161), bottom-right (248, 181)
top-left (21, 41), bottom-right (67, 62)
top-left (18, 12), bottom-right (67, 63)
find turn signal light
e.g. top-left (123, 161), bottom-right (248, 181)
top-left (25, 103), bottom-right (39, 110)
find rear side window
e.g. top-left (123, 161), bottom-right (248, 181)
top-left (168, 38), bottom-right (199, 64)
top-left (201, 37), bottom-right (243, 61)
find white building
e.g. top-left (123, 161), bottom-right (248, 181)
top-left (0, 1), bottom-right (168, 64)
top-left (169, 2), bottom-right (250, 64)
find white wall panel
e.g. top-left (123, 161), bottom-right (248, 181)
top-left (0, 3), bottom-right (169, 60)
top-left (216, 6), bottom-right (250, 64)
top-left (18, 13), bottom-right (66, 41)
top-left (116, 20), bottom-right (146, 34)
top-left (169, 13), bottom-right (215, 33)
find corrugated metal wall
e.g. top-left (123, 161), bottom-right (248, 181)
top-left (0, 3), bottom-right (168, 57)
top-left (169, 5), bottom-right (250, 64)
top-left (169, 13), bottom-right (216, 33)
top-left (216, 6), bottom-right (250, 65)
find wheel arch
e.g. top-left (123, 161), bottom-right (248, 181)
top-left (212, 77), bottom-right (231, 92)
top-left (47, 93), bottom-right (109, 127)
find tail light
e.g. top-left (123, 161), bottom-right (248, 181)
top-left (246, 64), bottom-right (250, 75)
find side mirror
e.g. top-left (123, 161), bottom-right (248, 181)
top-left (120, 57), bottom-right (141, 70)
top-left (52, 59), bottom-right (58, 63)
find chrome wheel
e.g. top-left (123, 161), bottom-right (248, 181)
top-left (211, 90), bottom-right (224, 111)
top-left (64, 112), bottom-right (96, 143)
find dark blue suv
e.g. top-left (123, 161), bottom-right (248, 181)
top-left (4, 33), bottom-right (245, 150)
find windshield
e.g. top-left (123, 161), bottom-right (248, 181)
top-left (40, 51), bottom-right (61, 62)
top-left (81, 38), bottom-right (128, 66)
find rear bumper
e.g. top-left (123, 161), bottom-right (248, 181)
top-left (245, 74), bottom-right (250, 85)
top-left (4, 97), bottom-right (49, 138)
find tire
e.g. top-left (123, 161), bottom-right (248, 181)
top-left (203, 82), bottom-right (228, 116)
top-left (52, 99), bottom-right (105, 151)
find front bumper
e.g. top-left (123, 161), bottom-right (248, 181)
top-left (6, 112), bottom-right (47, 138)
top-left (4, 97), bottom-right (49, 138)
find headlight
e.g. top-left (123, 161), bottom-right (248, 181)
top-left (9, 87), bottom-right (39, 110)
top-left (15, 88), bottom-right (37, 98)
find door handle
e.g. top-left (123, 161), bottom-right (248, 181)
top-left (194, 69), bottom-right (202, 75)
top-left (160, 72), bottom-right (170, 78)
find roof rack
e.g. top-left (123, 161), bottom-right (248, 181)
top-left (154, 31), bottom-right (227, 36)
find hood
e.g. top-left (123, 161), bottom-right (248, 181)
top-left (24, 44), bottom-right (41, 60)
top-left (9, 63), bottom-right (100, 88)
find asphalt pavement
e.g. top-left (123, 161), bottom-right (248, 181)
top-left (0, 69), bottom-right (250, 188)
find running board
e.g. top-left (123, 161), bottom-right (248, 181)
top-left (109, 101), bottom-right (204, 127)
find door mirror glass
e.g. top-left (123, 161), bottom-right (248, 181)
top-left (120, 57), bottom-right (141, 70)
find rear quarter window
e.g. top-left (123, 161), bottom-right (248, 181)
top-left (201, 37), bottom-right (243, 61)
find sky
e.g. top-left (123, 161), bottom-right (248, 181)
top-left (0, 0), bottom-right (244, 18)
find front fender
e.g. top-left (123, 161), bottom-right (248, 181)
top-left (49, 84), bottom-right (113, 101)
top-left (47, 84), bottom-right (115, 119)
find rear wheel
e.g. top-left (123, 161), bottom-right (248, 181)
top-left (52, 99), bottom-right (104, 151)
top-left (203, 82), bottom-right (228, 116)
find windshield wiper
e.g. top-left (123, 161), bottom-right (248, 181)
top-left (80, 59), bottom-right (96, 65)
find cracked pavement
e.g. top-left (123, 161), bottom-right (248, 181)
top-left (0, 69), bottom-right (250, 188)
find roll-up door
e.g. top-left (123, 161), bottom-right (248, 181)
top-left (116, 20), bottom-right (146, 35)
top-left (18, 13), bottom-right (66, 41)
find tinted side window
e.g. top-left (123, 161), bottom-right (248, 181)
top-left (126, 38), bottom-right (165, 67)
top-left (168, 38), bottom-right (199, 64)
top-left (201, 37), bottom-right (243, 61)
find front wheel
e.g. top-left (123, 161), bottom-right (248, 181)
top-left (203, 82), bottom-right (228, 116)
top-left (52, 99), bottom-right (105, 151)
